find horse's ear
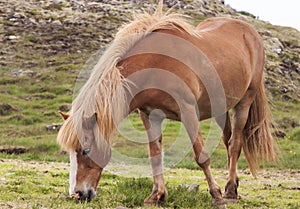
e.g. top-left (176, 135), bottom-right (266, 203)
top-left (59, 111), bottom-right (69, 120)
top-left (82, 113), bottom-right (97, 129)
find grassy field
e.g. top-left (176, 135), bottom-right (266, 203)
top-left (0, 0), bottom-right (300, 208)
top-left (0, 109), bottom-right (299, 208)
top-left (0, 50), bottom-right (299, 208)
top-left (0, 159), bottom-right (299, 209)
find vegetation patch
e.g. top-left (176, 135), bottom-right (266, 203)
top-left (0, 146), bottom-right (28, 155)
top-left (0, 160), bottom-right (299, 209)
top-left (0, 0), bottom-right (299, 208)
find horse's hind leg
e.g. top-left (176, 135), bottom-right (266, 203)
top-left (140, 110), bottom-right (167, 206)
top-left (224, 90), bottom-right (256, 202)
top-left (215, 112), bottom-right (232, 168)
top-left (216, 112), bottom-right (241, 201)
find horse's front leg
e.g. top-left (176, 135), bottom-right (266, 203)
top-left (140, 110), bottom-right (167, 206)
top-left (182, 105), bottom-right (225, 206)
top-left (192, 132), bottom-right (225, 206)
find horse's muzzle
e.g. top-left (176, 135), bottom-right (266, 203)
top-left (71, 189), bottom-right (96, 202)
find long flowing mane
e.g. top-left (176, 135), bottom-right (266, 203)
top-left (57, 0), bottom-right (198, 151)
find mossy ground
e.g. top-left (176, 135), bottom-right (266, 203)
top-left (0, 0), bottom-right (299, 208)
top-left (0, 159), bottom-right (299, 209)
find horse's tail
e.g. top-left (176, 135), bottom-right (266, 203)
top-left (242, 78), bottom-right (279, 177)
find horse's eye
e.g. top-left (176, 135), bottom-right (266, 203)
top-left (82, 148), bottom-right (91, 156)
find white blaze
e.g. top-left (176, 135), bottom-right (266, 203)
top-left (69, 150), bottom-right (78, 195)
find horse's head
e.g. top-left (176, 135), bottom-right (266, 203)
top-left (69, 147), bottom-right (103, 202)
top-left (58, 112), bottom-right (104, 202)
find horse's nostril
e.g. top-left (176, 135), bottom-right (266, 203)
top-left (74, 190), bottom-right (95, 202)
top-left (87, 189), bottom-right (94, 201)
top-left (75, 190), bottom-right (83, 198)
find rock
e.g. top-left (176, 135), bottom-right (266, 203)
top-left (9, 17), bottom-right (17, 22)
top-left (188, 183), bottom-right (199, 192)
top-left (5, 172), bottom-right (15, 176)
top-left (179, 183), bottom-right (190, 188)
top-left (53, 0), bottom-right (63, 4)
top-left (7, 35), bottom-right (20, 40)
top-left (180, 183), bottom-right (200, 192)
top-left (11, 69), bottom-right (23, 76)
top-left (0, 104), bottom-right (16, 116)
top-left (0, 146), bottom-right (28, 155)
top-left (255, 195), bottom-right (264, 200)
top-left (28, 18), bottom-right (37, 25)
top-left (274, 130), bottom-right (286, 138)
top-left (10, 69), bottom-right (36, 77)
top-left (115, 206), bottom-right (128, 209)
top-left (264, 37), bottom-right (284, 55)
top-left (46, 124), bottom-right (62, 131)
top-left (281, 87), bottom-right (289, 93)
top-left (22, 70), bottom-right (37, 78)
top-left (52, 20), bottom-right (62, 26)
top-left (58, 104), bottom-right (71, 112)
top-left (45, 2), bottom-right (63, 11)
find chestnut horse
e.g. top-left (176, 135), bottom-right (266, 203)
top-left (57, 2), bottom-right (278, 206)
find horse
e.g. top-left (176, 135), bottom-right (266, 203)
top-left (57, 1), bottom-right (278, 206)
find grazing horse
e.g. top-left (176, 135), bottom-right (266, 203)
top-left (57, 1), bottom-right (278, 206)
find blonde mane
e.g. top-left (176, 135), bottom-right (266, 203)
top-left (57, 0), bottom-right (198, 151)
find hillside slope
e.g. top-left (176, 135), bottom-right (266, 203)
top-left (0, 0), bottom-right (299, 141)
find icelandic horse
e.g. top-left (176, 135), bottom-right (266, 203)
top-left (57, 1), bottom-right (278, 206)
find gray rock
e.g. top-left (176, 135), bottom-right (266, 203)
top-left (179, 183), bottom-right (189, 188)
top-left (264, 37), bottom-right (284, 55)
top-left (9, 18), bottom-right (17, 22)
top-left (179, 183), bottom-right (199, 192)
top-left (46, 124), bottom-right (62, 131)
top-left (11, 69), bottom-right (23, 76)
top-left (7, 35), bottom-right (19, 40)
top-left (10, 69), bottom-right (36, 78)
top-left (52, 20), bottom-right (62, 26)
top-left (188, 183), bottom-right (199, 192)
top-left (115, 206), bottom-right (128, 209)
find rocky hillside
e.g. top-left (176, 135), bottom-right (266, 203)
top-left (0, 0), bottom-right (299, 133)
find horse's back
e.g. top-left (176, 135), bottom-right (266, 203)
top-left (196, 17), bottom-right (264, 69)
top-left (120, 17), bottom-right (265, 120)
top-left (195, 17), bottom-right (264, 77)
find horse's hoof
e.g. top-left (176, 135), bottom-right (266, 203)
top-left (212, 198), bottom-right (226, 207)
top-left (143, 199), bottom-right (156, 207)
top-left (224, 192), bottom-right (238, 201)
top-left (144, 199), bottom-right (164, 207)
top-left (223, 198), bottom-right (237, 204)
top-left (144, 192), bottom-right (166, 207)
top-left (144, 198), bottom-right (165, 207)
top-left (217, 204), bottom-right (228, 209)
top-left (224, 180), bottom-right (238, 200)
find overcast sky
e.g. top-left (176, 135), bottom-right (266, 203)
top-left (225, 0), bottom-right (300, 31)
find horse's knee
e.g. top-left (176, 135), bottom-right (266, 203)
top-left (194, 150), bottom-right (210, 169)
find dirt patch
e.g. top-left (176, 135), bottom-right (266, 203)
top-left (0, 146), bottom-right (28, 155)
top-left (1, 158), bottom-right (69, 171)
top-left (0, 104), bottom-right (18, 116)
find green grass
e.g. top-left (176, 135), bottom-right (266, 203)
top-left (0, 160), bottom-right (299, 209)
top-left (0, 1), bottom-right (299, 208)
top-left (0, 52), bottom-right (299, 208)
